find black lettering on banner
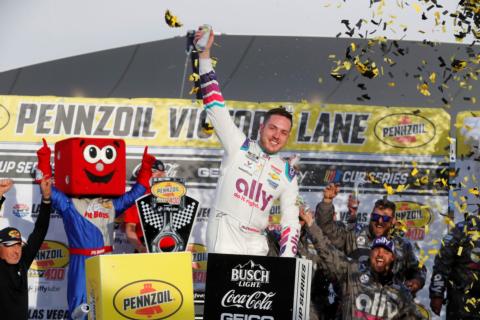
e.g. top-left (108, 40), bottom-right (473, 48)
top-left (197, 109), bottom-right (212, 139)
top-left (169, 108), bottom-right (189, 138)
top-left (297, 112), bottom-right (311, 142)
top-left (312, 113), bottom-right (330, 143)
top-left (37, 104), bottom-right (55, 134)
top-left (113, 107), bottom-right (133, 136)
top-left (94, 106), bottom-right (114, 136)
top-left (351, 114), bottom-right (369, 144)
top-left (16, 103), bottom-right (37, 133)
top-left (331, 113), bottom-right (352, 144)
top-left (141, 107), bottom-right (155, 137)
top-left (53, 104), bottom-right (75, 135)
top-left (74, 105), bottom-right (95, 135)
top-left (188, 108), bottom-right (198, 138)
top-left (132, 107), bottom-right (143, 137)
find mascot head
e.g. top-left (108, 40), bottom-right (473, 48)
top-left (54, 137), bottom-right (126, 196)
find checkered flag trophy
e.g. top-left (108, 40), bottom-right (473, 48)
top-left (136, 177), bottom-right (199, 253)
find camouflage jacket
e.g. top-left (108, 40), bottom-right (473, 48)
top-left (306, 222), bottom-right (423, 320)
top-left (315, 201), bottom-right (426, 288)
top-left (429, 215), bottom-right (480, 318)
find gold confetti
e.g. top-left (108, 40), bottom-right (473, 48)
top-left (418, 83), bottom-right (431, 96)
top-left (384, 183), bottom-right (394, 195)
top-left (164, 9), bottom-right (183, 28)
top-left (457, 246), bottom-right (463, 256)
top-left (189, 73), bottom-right (200, 82)
top-left (411, 168), bottom-right (419, 176)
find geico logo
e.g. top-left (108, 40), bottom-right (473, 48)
top-left (123, 290), bottom-right (173, 310)
top-left (16, 103), bottom-right (157, 138)
top-left (198, 167), bottom-right (220, 178)
top-left (220, 313), bottom-right (274, 320)
top-left (231, 269), bottom-right (270, 283)
top-left (355, 293), bottom-right (398, 319)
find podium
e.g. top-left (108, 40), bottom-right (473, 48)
top-left (204, 253), bottom-right (312, 320)
top-left (86, 252), bottom-right (194, 320)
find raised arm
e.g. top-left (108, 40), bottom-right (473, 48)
top-left (197, 26), bottom-right (246, 155)
top-left (315, 183), bottom-right (351, 251)
top-left (23, 178), bottom-right (52, 268)
top-left (300, 209), bottom-right (350, 281)
top-left (0, 178), bottom-right (13, 210)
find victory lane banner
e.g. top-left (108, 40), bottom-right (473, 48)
top-left (204, 253), bottom-right (312, 320)
top-left (0, 95), bottom-right (449, 155)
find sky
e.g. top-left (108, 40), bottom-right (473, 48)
top-left (0, 0), bottom-right (474, 72)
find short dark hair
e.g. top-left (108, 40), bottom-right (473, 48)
top-left (373, 198), bottom-right (396, 215)
top-left (263, 106), bottom-right (293, 127)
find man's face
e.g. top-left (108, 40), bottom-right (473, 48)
top-left (0, 243), bottom-right (22, 264)
top-left (152, 170), bottom-right (166, 179)
top-left (370, 247), bottom-right (395, 274)
top-left (259, 115), bottom-right (292, 154)
top-left (369, 207), bottom-right (395, 237)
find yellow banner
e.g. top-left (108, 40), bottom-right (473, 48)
top-left (0, 95), bottom-right (450, 155)
top-left (455, 111), bottom-right (480, 157)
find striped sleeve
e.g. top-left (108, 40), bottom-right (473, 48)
top-left (199, 59), bottom-right (246, 154)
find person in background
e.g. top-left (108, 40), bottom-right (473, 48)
top-left (429, 213), bottom-right (480, 319)
top-left (0, 178), bottom-right (52, 320)
top-left (301, 209), bottom-right (423, 320)
top-left (316, 183), bottom-right (426, 296)
top-left (123, 160), bottom-right (166, 252)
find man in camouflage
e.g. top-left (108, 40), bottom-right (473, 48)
top-left (315, 183), bottom-right (426, 295)
top-left (301, 209), bottom-right (423, 319)
top-left (429, 214), bottom-right (480, 319)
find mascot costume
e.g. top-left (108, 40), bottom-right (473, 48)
top-left (36, 137), bottom-right (155, 319)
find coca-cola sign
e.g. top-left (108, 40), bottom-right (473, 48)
top-left (221, 290), bottom-right (275, 310)
top-left (204, 253), bottom-right (311, 319)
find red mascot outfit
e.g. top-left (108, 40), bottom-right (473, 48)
top-left (36, 138), bottom-right (154, 319)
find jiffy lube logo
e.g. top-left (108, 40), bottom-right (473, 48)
top-left (30, 241), bottom-right (69, 281)
top-left (394, 201), bottom-right (432, 241)
top-left (374, 113), bottom-right (435, 148)
top-left (234, 178), bottom-right (273, 211)
top-left (113, 280), bottom-right (183, 319)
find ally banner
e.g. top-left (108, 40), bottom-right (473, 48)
top-left (0, 95), bottom-right (450, 319)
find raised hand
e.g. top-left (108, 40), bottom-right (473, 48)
top-left (323, 183), bottom-right (340, 203)
top-left (36, 138), bottom-right (52, 182)
top-left (0, 178), bottom-right (13, 196)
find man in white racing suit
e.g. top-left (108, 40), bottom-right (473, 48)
top-left (196, 27), bottom-right (300, 257)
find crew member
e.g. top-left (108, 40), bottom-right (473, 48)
top-left (316, 183), bottom-right (426, 295)
top-left (0, 178), bottom-right (52, 320)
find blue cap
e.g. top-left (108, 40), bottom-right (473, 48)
top-left (371, 236), bottom-right (395, 253)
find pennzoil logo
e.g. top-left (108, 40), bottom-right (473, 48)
top-left (0, 104), bottom-right (10, 131)
top-left (151, 181), bottom-right (186, 205)
top-left (113, 280), bottom-right (183, 319)
top-left (30, 241), bottom-right (69, 281)
top-left (187, 243), bottom-right (208, 284)
top-left (374, 113), bottom-right (436, 148)
top-left (394, 201), bottom-right (432, 241)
